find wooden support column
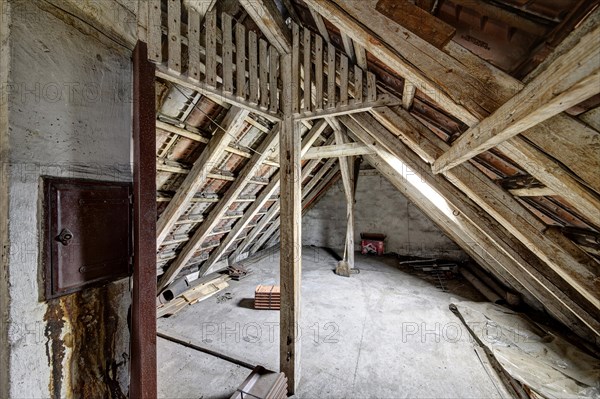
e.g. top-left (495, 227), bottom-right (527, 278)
top-left (326, 117), bottom-right (355, 267)
top-left (279, 53), bottom-right (301, 394)
top-left (131, 41), bottom-right (157, 399)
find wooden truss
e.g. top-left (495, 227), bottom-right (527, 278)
top-left (138, 0), bottom-right (600, 393)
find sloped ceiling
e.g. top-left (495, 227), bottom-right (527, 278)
top-left (152, 0), bottom-right (600, 347)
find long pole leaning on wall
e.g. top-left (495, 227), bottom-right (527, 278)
top-left (132, 41), bottom-right (158, 398)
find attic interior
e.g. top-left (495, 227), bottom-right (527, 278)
top-left (1, 0), bottom-right (600, 398)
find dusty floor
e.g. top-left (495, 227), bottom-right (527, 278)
top-left (158, 246), bottom-right (505, 399)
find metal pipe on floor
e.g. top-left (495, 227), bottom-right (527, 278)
top-left (157, 331), bottom-right (255, 370)
top-left (466, 266), bottom-right (521, 306)
top-left (459, 268), bottom-right (505, 304)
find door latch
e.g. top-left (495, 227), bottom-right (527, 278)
top-left (57, 228), bottom-right (74, 246)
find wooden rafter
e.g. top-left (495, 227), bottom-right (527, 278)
top-left (157, 121), bottom-right (279, 291)
top-left (230, 135), bottom-right (337, 262)
top-left (304, 1), bottom-right (600, 217)
top-left (369, 107), bottom-right (600, 310)
top-left (200, 120), bottom-right (329, 272)
top-left (303, 142), bottom-right (373, 159)
top-left (156, 108), bottom-right (249, 247)
top-left (433, 23), bottom-right (600, 174)
top-left (239, 0), bottom-right (292, 55)
top-left (342, 113), bottom-right (600, 342)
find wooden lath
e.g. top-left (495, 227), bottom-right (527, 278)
top-left (148, 3), bottom-right (283, 120)
top-left (290, 23), bottom-right (398, 120)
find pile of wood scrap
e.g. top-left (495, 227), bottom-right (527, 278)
top-left (230, 366), bottom-right (287, 399)
top-left (254, 285), bottom-right (280, 310)
top-left (227, 264), bottom-right (253, 280)
top-left (157, 274), bottom-right (230, 318)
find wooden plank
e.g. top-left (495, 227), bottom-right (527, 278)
top-left (370, 107), bottom-right (600, 310)
top-left (303, 142), bottom-right (374, 159)
top-left (188, 10), bottom-right (201, 81)
top-left (238, 0), bottom-right (292, 55)
top-left (314, 36), bottom-right (324, 111)
top-left (236, 23), bottom-right (246, 99)
top-left (156, 67), bottom-right (282, 121)
top-left (375, 0), bottom-right (456, 48)
top-left (279, 52), bottom-right (301, 395)
top-left (327, 42), bottom-right (336, 109)
top-left (291, 23), bottom-right (300, 114)
top-left (157, 120), bottom-right (278, 291)
top-left (148, 0), bottom-right (163, 62)
top-left (205, 9), bottom-right (217, 88)
top-left (259, 39), bottom-right (269, 109)
top-left (354, 43), bottom-right (368, 69)
top-left (509, 187), bottom-right (555, 197)
top-left (354, 65), bottom-right (363, 103)
top-left (156, 107), bottom-right (249, 247)
top-left (295, 93), bottom-right (399, 121)
top-left (339, 54), bottom-right (349, 106)
top-left (340, 32), bottom-right (355, 61)
top-left (433, 24), bottom-right (600, 174)
top-left (269, 46), bottom-right (279, 113)
top-left (344, 114), bottom-right (600, 343)
top-left (248, 30), bottom-right (259, 104)
top-left (222, 12), bottom-right (234, 93)
top-left (303, 27), bottom-right (312, 112)
top-left (309, 6), bottom-right (330, 42)
top-left (367, 72), bottom-right (376, 102)
top-left (167, 0), bottom-right (181, 73)
top-left (402, 80), bottom-right (416, 110)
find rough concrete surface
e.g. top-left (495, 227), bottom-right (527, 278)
top-left (158, 247), bottom-right (502, 399)
top-left (5, 1), bottom-right (132, 396)
top-left (303, 170), bottom-right (467, 260)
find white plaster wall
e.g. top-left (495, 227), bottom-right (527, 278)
top-left (303, 170), bottom-right (468, 260)
top-left (6, 1), bottom-right (132, 396)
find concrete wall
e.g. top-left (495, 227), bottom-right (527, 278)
top-left (303, 169), bottom-right (468, 260)
top-left (4, 1), bottom-right (133, 397)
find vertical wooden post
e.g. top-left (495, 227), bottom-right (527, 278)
top-left (131, 41), bottom-right (157, 399)
top-left (279, 53), bottom-right (302, 394)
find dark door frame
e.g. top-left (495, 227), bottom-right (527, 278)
top-left (131, 41), bottom-right (157, 398)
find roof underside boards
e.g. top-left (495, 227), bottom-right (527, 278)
top-left (148, 0), bottom-right (600, 346)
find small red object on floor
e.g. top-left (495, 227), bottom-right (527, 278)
top-left (360, 233), bottom-right (386, 255)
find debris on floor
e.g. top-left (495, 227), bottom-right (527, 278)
top-left (157, 274), bottom-right (230, 318)
top-left (450, 301), bottom-right (600, 399)
top-left (230, 365), bottom-right (288, 399)
top-left (216, 292), bottom-right (234, 303)
top-left (227, 264), bottom-right (253, 281)
top-left (254, 285), bottom-right (280, 310)
top-left (400, 258), bottom-right (458, 292)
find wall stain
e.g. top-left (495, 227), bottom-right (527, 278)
top-left (44, 301), bottom-right (66, 399)
top-left (45, 283), bottom-right (127, 399)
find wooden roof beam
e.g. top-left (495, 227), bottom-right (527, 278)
top-left (370, 107), bottom-right (600, 310)
top-left (433, 23), bottom-right (600, 174)
top-left (342, 114), bottom-right (600, 342)
top-left (239, 0), bottom-right (292, 54)
top-left (156, 107), bottom-right (249, 247)
top-left (157, 121), bottom-right (278, 292)
top-left (302, 142), bottom-right (374, 159)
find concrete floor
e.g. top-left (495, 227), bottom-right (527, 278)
top-left (158, 246), bottom-right (505, 399)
